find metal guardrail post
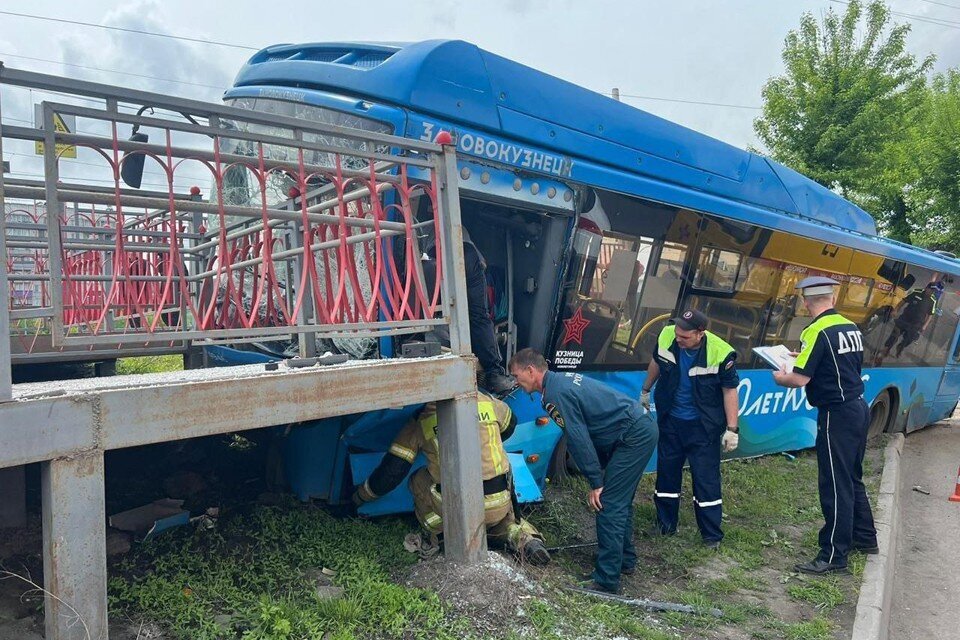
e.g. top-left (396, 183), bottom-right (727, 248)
top-left (434, 138), bottom-right (486, 563)
top-left (0, 84), bottom-right (11, 402)
top-left (436, 142), bottom-right (472, 357)
top-left (41, 452), bottom-right (108, 640)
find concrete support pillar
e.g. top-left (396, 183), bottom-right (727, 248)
top-left (41, 453), bottom-right (108, 640)
top-left (437, 392), bottom-right (487, 564)
top-left (0, 465), bottom-right (27, 528)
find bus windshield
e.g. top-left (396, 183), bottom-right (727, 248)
top-left (217, 97), bottom-right (393, 209)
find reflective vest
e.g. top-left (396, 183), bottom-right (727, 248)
top-left (388, 392), bottom-right (513, 483)
top-left (652, 325), bottom-right (738, 433)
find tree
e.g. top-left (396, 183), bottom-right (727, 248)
top-left (912, 70), bottom-right (960, 251)
top-left (754, 0), bottom-right (933, 226)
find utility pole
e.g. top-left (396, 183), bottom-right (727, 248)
top-left (611, 87), bottom-right (620, 102)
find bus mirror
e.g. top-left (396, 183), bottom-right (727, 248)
top-left (120, 132), bottom-right (149, 189)
top-left (899, 274), bottom-right (916, 290)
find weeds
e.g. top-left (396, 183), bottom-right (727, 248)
top-left (116, 355), bottom-right (183, 375)
top-left (104, 444), bottom-right (882, 639)
top-left (786, 577), bottom-right (845, 611)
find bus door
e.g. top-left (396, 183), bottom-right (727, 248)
top-left (933, 279), bottom-right (960, 421)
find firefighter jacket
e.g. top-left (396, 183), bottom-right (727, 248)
top-left (651, 325), bottom-right (739, 434)
top-left (356, 392), bottom-right (514, 503)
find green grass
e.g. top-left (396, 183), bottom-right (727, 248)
top-left (108, 503), bottom-right (465, 640)
top-left (783, 617), bottom-right (835, 640)
top-left (108, 444), bottom-right (884, 639)
top-left (786, 577), bottom-right (845, 611)
top-left (116, 354), bottom-right (184, 375)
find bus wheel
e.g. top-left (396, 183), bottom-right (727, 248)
top-left (868, 391), bottom-right (891, 440)
top-left (547, 435), bottom-right (578, 483)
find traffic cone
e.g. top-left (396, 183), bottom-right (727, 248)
top-left (949, 466), bottom-right (960, 503)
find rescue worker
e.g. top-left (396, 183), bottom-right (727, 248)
top-left (508, 348), bottom-right (658, 594)
top-left (773, 276), bottom-right (878, 574)
top-left (876, 281), bottom-right (939, 363)
top-left (352, 390), bottom-right (550, 565)
top-left (642, 309), bottom-right (740, 549)
top-left (421, 227), bottom-right (515, 394)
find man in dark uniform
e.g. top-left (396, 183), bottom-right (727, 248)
top-left (773, 276), bottom-right (878, 574)
top-left (876, 281), bottom-right (939, 363)
top-left (422, 228), bottom-right (514, 393)
top-left (642, 309), bottom-right (740, 549)
top-left (509, 348), bottom-right (659, 594)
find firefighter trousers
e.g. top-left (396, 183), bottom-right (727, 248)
top-left (409, 467), bottom-right (542, 553)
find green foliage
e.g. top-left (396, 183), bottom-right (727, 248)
top-left (109, 505), bottom-right (460, 640)
top-left (913, 69), bottom-right (960, 250)
top-left (754, 0), bottom-right (935, 242)
top-left (755, 0), bottom-right (931, 191)
top-left (116, 355), bottom-right (184, 375)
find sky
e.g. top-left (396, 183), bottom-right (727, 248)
top-left (1, 0), bottom-right (959, 159)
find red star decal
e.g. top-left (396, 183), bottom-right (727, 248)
top-left (561, 306), bottom-right (591, 346)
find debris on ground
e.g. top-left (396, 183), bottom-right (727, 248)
top-left (402, 532), bottom-right (440, 559)
top-left (404, 551), bottom-right (542, 635)
top-left (912, 485), bottom-right (931, 495)
top-left (303, 567), bottom-right (344, 600)
top-left (108, 499), bottom-right (190, 540)
top-left (105, 529), bottom-right (132, 556)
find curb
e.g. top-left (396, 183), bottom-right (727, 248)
top-left (851, 433), bottom-right (904, 640)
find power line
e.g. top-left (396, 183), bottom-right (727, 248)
top-left (0, 52), bottom-right (229, 92)
top-left (829, 0), bottom-right (960, 29)
top-left (0, 10), bottom-right (260, 51)
top-left (915, 0), bottom-right (960, 11)
top-left (610, 91), bottom-right (762, 110)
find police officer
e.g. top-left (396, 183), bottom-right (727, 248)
top-left (509, 348), bottom-right (658, 594)
top-left (642, 309), bottom-right (740, 548)
top-left (352, 390), bottom-right (551, 564)
top-left (773, 276), bottom-right (878, 574)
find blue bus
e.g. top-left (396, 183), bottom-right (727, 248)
top-left (218, 40), bottom-right (960, 513)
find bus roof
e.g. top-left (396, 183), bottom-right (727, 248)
top-left (232, 39), bottom-right (960, 275)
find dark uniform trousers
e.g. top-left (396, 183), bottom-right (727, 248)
top-left (654, 415), bottom-right (723, 542)
top-left (593, 414), bottom-right (658, 590)
top-left (815, 397), bottom-right (877, 566)
top-left (463, 243), bottom-right (503, 375)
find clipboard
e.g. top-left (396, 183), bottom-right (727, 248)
top-left (752, 345), bottom-right (796, 370)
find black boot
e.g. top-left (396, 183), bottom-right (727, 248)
top-left (484, 371), bottom-right (517, 395)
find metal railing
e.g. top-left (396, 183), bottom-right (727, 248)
top-left (0, 64), bottom-right (471, 400)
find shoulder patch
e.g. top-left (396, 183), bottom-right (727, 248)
top-left (544, 402), bottom-right (565, 429)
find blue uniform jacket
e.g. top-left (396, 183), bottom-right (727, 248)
top-left (651, 327), bottom-right (739, 435)
top-left (541, 371), bottom-right (646, 489)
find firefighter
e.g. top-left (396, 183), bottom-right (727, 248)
top-left (643, 308), bottom-right (740, 549)
top-left (351, 390), bottom-right (550, 565)
top-left (773, 276), bottom-right (878, 574)
top-left (509, 348), bottom-right (658, 594)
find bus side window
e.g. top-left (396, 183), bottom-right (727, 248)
top-left (548, 190), bottom-right (697, 370)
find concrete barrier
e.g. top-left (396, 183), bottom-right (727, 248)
top-left (851, 433), bottom-right (904, 640)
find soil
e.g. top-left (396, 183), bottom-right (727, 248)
top-left (404, 551), bottom-right (546, 637)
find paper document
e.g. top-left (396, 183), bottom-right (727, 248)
top-left (752, 345), bottom-right (796, 371)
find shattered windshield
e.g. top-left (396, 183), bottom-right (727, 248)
top-left (216, 97), bottom-right (394, 209)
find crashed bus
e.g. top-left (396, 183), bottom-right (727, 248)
top-left (8, 40), bottom-right (960, 519)
top-left (199, 39), bottom-right (960, 516)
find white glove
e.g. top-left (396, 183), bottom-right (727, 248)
top-left (721, 430), bottom-right (739, 453)
top-left (640, 390), bottom-right (650, 410)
